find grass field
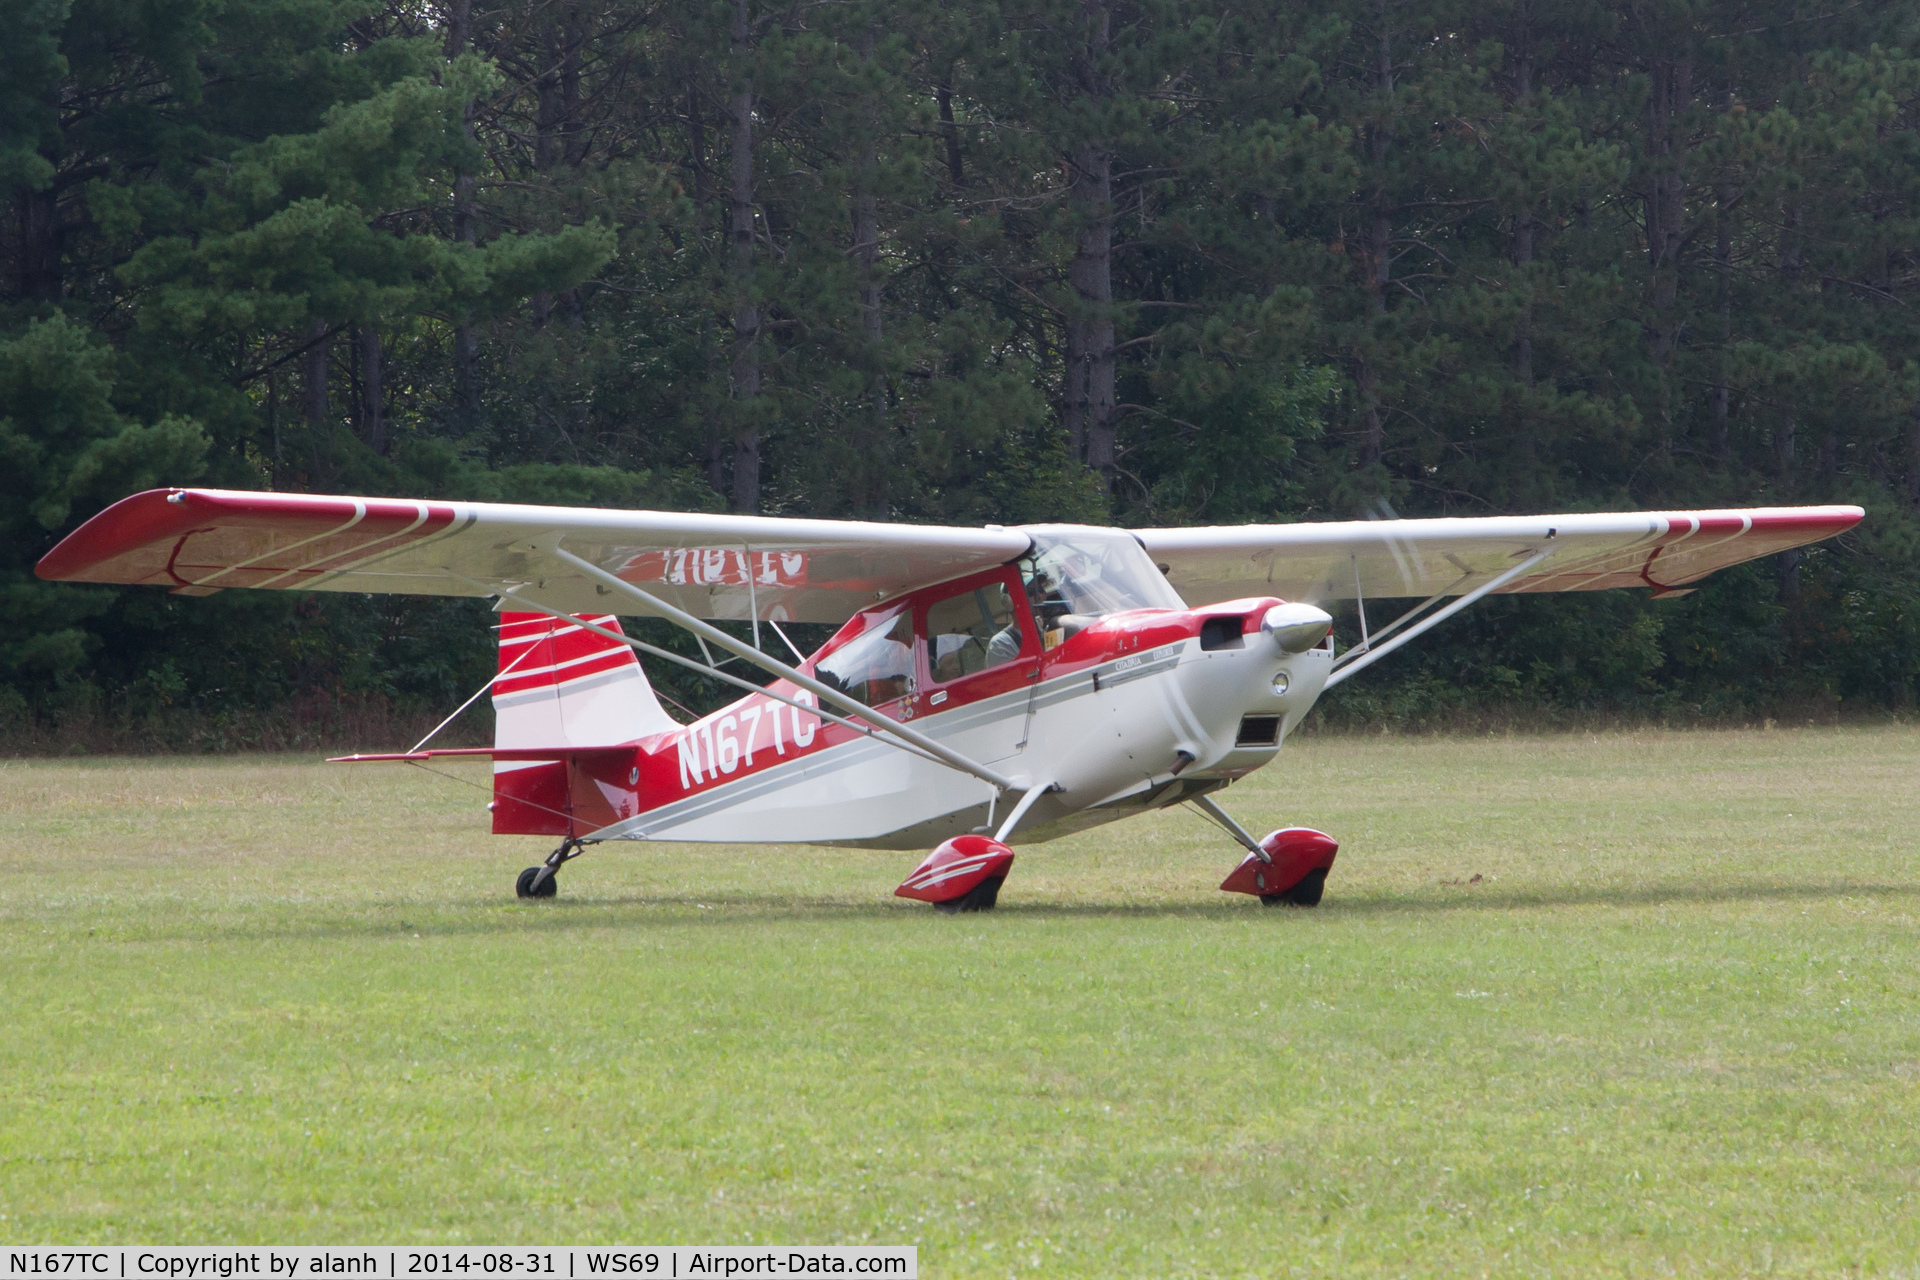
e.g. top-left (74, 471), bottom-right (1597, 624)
top-left (3, 726), bottom-right (1919, 1276)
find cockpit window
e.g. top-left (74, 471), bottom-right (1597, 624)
top-left (1020, 530), bottom-right (1184, 642)
top-left (926, 581), bottom-right (1028, 683)
top-left (813, 608), bottom-right (914, 706)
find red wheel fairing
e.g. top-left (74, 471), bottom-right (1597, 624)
top-left (1219, 827), bottom-right (1339, 897)
top-left (895, 835), bottom-right (1016, 904)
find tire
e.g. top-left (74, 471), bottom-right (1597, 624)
top-left (1260, 866), bottom-right (1328, 908)
top-left (932, 875), bottom-right (1004, 914)
top-left (1251, 867), bottom-right (1328, 905)
top-left (516, 866), bottom-right (557, 899)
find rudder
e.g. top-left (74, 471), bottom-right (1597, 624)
top-left (492, 611), bottom-right (679, 749)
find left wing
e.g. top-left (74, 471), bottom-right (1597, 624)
top-left (1135, 506), bottom-right (1864, 606)
top-left (35, 487), bottom-right (1030, 623)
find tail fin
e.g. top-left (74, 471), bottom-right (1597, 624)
top-left (492, 612), bottom-right (679, 749)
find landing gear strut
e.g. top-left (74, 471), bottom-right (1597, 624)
top-left (517, 836), bottom-right (588, 899)
top-left (1192, 795), bottom-right (1340, 908)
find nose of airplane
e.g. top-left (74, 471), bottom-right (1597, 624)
top-left (1261, 602), bottom-right (1334, 654)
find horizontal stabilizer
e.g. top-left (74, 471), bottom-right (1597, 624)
top-left (328, 746), bottom-right (635, 764)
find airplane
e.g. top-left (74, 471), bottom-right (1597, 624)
top-left (36, 489), bottom-right (1862, 911)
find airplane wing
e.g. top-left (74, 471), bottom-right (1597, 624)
top-left (1134, 506), bottom-right (1864, 606)
top-left (37, 489), bottom-right (1864, 620)
top-left (34, 487), bottom-right (1030, 624)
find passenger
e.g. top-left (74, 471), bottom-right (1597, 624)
top-left (985, 599), bottom-right (1024, 664)
top-left (863, 612), bottom-right (915, 703)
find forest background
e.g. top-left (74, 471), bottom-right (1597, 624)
top-left (4, 0), bottom-right (1919, 751)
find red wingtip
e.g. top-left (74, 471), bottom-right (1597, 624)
top-left (35, 488), bottom-right (204, 583)
top-left (35, 487), bottom-right (462, 590)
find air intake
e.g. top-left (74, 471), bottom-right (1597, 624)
top-left (1235, 714), bottom-right (1281, 747)
top-left (1199, 616), bottom-right (1247, 650)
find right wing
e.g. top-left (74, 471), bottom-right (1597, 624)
top-left (35, 487), bottom-right (1031, 624)
top-left (1135, 506), bottom-right (1864, 606)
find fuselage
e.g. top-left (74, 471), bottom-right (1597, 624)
top-left (492, 534), bottom-right (1334, 849)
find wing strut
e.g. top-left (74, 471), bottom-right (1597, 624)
top-left (490, 543), bottom-right (1019, 792)
top-left (1351, 555), bottom-right (1370, 651)
top-left (1339, 569), bottom-right (1475, 665)
top-left (1323, 545), bottom-right (1556, 691)
top-left (768, 620), bottom-right (807, 663)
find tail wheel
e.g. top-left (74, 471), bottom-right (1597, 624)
top-left (1260, 865), bottom-right (1327, 908)
top-left (517, 836), bottom-right (588, 899)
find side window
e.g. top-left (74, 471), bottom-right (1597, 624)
top-left (925, 581), bottom-right (1028, 684)
top-left (814, 610), bottom-right (914, 706)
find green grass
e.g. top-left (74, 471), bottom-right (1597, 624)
top-left (3, 726), bottom-right (1919, 1276)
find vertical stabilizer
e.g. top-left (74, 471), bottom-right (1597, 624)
top-left (492, 612), bottom-right (679, 748)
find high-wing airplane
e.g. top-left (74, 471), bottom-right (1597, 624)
top-left (36, 489), bottom-right (1861, 911)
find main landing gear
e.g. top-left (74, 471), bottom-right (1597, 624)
top-left (1218, 827), bottom-right (1339, 907)
top-left (516, 836), bottom-right (589, 899)
top-left (895, 835), bottom-right (1015, 913)
top-left (1190, 792), bottom-right (1339, 907)
top-left (888, 818), bottom-right (1335, 913)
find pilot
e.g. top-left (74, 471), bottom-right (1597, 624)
top-left (1024, 564), bottom-right (1073, 646)
top-left (1024, 566), bottom-right (1059, 612)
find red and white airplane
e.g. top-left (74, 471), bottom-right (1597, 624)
top-left (37, 489), bottom-right (1861, 910)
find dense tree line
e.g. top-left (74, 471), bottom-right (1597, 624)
top-left (4, 0), bottom-right (1918, 744)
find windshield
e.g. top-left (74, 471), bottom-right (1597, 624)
top-left (1019, 529), bottom-right (1184, 624)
